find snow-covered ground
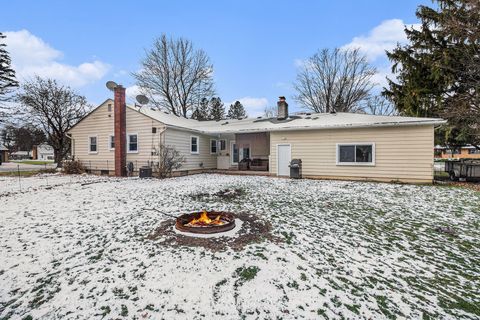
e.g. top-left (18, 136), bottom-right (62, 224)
top-left (0, 174), bottom-right (479, 319)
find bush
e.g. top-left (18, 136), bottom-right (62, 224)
top-left (153, 145), bottom-right (185, 178)
top-left (62, 160), bottom-right (85, 174)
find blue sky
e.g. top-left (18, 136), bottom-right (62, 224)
top-left (2, 0), bottom-right (428, 116)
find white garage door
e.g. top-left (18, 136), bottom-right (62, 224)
top-left (277, 144), bottom-right (291, 176)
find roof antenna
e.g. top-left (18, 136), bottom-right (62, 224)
top-left (135, 95), bottom-right (149, 110)
top-left (105, 81), bottom-right (118, 91)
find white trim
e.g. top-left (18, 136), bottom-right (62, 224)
top-left (230, 141), bottom-right (238, 165)
top-left (127, 133), bottom-right (139, 153)
top-left (190, 135), bottom-right (199, 154)
top-left (276, 143), bottom-right (291, 176)
top-left (336, 142), bottom-right (376, 166)
top-left (210, 139), bottom-right (218, 154)
top-left (108, 134), bottom-right (115, 151)
top-left (88, 135), bottom-right (98, 154)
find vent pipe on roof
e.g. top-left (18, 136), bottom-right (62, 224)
top-left (277, 96), bottom-right (288, 120)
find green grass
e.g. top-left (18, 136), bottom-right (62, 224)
top-left (0, 170), bottom-right (39, 177)
top-left (13, 160), bottom-right (54, 165)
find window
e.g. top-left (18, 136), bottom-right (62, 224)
top-left (107, 104), bottom-right (112, 112)
top-left (337, 143), bottom-right (375, 165)
top-left (191, 136), bottom-right (199, 154)
top-left (468, 148), bottom-right (480, 154)
top-left (89, 136), bottom-right (98, 153)
top-left (127, 134), bottom-right (138, 153)
top-left (210, 139), bottom-right (217, 154)
top-left (219, 139), bottom-right (226, 151)
top-left (109, 135), bottom-right (115, 150)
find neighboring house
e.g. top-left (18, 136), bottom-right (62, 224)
top-left (32, 143), bottom-right (54, 161)
top-left (435, 145), bottom-right (480, 159)
top-left (68, 87), bottom-right (445, 183)
top-left (0, 143), bottom-right (8, 164)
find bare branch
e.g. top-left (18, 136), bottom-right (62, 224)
top-left (133, 34), bottom-right (215, 118)
top-left (293, 48), bottom-right (376, 113)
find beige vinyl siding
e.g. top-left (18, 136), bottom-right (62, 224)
top-left (164, 128), bottom-right (217, 171)
top-left (124, 108), bottom-right (165, 167)
top-left (269, 125), bottom-right (435, 183)
top-left (69, 100), bottom-right (165, 170)
top-left (69, 100), bottom-right (115, 170)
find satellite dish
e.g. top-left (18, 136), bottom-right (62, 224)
top-left (105, 81), bottom-right (118, 91)
top-left (136, 95), bottom-right (149, 105)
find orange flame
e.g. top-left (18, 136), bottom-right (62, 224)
top-left (186, 210), bottom-right (225, 227)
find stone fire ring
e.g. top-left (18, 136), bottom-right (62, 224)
top-left (175, 211), bottom-right (236, 234)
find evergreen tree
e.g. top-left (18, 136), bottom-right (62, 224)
top-left (209, 97), bottom-right (225, 120)
top-left (384, 0), bottom-right (480, 148)
top-left (227, 101), bottom-right (247, 119)
top-left (0, 32), bottom-right (19, 120)
top-left (191, 97), bottom-right (210, 120)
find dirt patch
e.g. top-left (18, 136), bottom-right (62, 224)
top-left (146, 212), bottom-right (281, 251)
top-left (189, 188), bottom-right (245, 202)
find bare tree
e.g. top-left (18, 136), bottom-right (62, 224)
top-left (360, 95), bottom-right (398, 116)
top-left (263, 105), bottom-right (277, 118)
top-left (133, 34), bottom-right (215, 118)
top-left (16, 76), bottom-right (89, 167)
top-left (153, 145), bottom-right (185, 178)
top-left (293, 48), bottom-right (376, 113)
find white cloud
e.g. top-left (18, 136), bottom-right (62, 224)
top-left (342, 19), bottom-right (420, 62)
top-left (125, 85), bottom-right (142, 104)
top-left (227, 97), bottom-right (269, 118)
top-left (4, 30), bottom-right (110, 87)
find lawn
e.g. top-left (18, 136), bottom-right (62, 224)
top-left (11, 160), bottom-right (54, 165)
top-left (0, 174), bottom-right (479, 319)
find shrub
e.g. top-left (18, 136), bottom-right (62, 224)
top-left (62, 160), bottom-right (85, 174)
top-left (153, 145), bottom-right (185, 178)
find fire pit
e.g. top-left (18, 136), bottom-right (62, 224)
top-left (175, 210), bottom-right (236, 234)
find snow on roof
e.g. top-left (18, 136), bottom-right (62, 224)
top-left (0, 144), bottom-right (8, 151)
top-left (129, 105), bottom-right (446, 135)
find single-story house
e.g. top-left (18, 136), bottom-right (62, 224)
top-left (67, 86), bottom-right (445, 183)
top-left (435, 145), bottom-right (480, 159)
top-left (0, 143), bottom-right (8, 164)
top-left (32, 143), bottom-right (54, 161)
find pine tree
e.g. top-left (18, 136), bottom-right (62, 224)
top-left (0, 32), bottom-right (19, 120)
top-left (227, 101), bottom-right (247, 119)
top-left (191, 97), bottom-right (210, 120)
top-left (383, 0), bottom-right (480, 148)
top-left (209, 97), bottom-right (225, 120)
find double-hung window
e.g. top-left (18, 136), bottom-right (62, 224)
top-left (109, 135), bottom-right (115, 150)
top-left (191, 136), bottom-right (199, 154)
top-left (210, 139), bottom-right (218, 154)
top-left (337, 143), bottom-right (375, 165)
top-left (127, 134), bottom-right (138, 153)
top-left (219, 139), bottom-right (226, 151)
top-left (89, 136), bottom-right (98, 154)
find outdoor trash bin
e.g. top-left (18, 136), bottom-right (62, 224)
top-left (139, 166), bottom-right (152, 178)
top-left (289, 159), bottom-right (302, 179)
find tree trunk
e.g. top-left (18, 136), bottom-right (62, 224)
top-left (54, 149), bottom-right (63, 168)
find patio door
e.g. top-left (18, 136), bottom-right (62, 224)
top-left (277, 144), bottom-right (291, 176)
top-left (230, 141), bottom-right (239, 165)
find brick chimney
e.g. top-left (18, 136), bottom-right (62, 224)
top-left (277, 96), bottom-right (288, 120)
top-left (114, 85), bottom-right (126, 176)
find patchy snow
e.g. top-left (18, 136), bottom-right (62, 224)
top-left (0, 174), bottom-right (479, 319)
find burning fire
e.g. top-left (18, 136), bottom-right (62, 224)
top-left (186, 210), bottom-right (226, 227)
